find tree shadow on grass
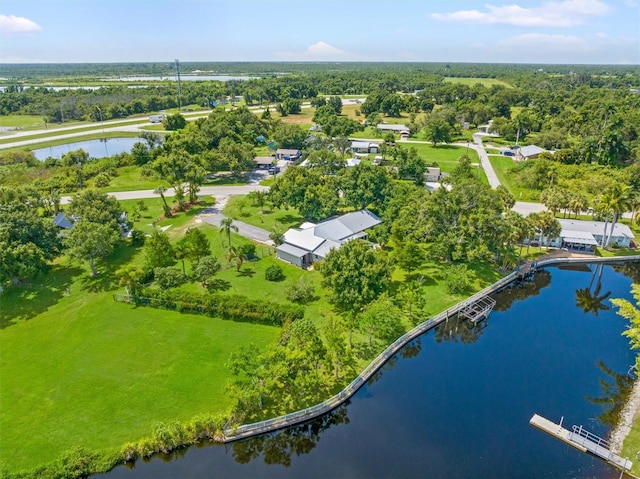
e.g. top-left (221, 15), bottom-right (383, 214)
top-left (236, 268), bottom-right (256, 278)
top-left (279, 214), bottom-right (304, 227)
top-left (206, 278), bottom-right (231, 292)
top-left (79, 244), bottom-right (139, 293)
top-left (0, 264), bottom-right (84, 329)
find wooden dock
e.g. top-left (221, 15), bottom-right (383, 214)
top-left (530, 414), bottom-right (632, 472)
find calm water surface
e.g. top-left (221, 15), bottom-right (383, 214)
top-left (32, 137), bottom-right (141, 160)
top-left (99, 264), bottom-right (638, 479)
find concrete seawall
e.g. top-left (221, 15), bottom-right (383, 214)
top-left (223, 254), bottom-right (640, 443)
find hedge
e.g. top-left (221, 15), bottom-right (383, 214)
top-left (125, 289), bottom-right (304, 327)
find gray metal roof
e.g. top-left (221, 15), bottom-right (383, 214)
top-left (254, 156), bottom-right (275, 165)
top-left (312, 239), bottom-right (341, 258)
top-left (558, 219), bottom-right (634, 239)
top-left (276, 149), bottom-right (301, 156)
top-left (53, 212), bottom-right (73, 229)
top-left (518, 145), bottom-right (546, 158)
top-left (276, 243), bottom-right (309, 258)
top-left (376, 123), bottom-right (410, 132)
top-left (283, 228), bottom-right (326, 251)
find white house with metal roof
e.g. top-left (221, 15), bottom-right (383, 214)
top-left (276, 209), bottom-right (382, 267)
top-left (516, 145), bottom-right (549, 160)
top-left (534, 218), bottom-right (634, 252)
top-left (376, 123), bottom-right (410, 135)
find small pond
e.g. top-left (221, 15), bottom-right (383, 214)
top-left (98, 263), bottom-right (639, 478)
top-left (32, 137), bottom-right (142, 160)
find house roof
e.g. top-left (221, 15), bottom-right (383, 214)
top-left (53, 212), bottom-right (73, 229)
top-left (254, 156), bottom-right (274, 165)
top-left (315, 210), bottom-right (381, 241)
top-left (376, 123), bottom-right (410, 132)
top-left (345, 158), bottom-right (361, 168)
top-left (276, 149), bottom-right (301, 156)
top-left (312, 239), bottom-right (341, 258)
top-left (283, 227), bottom-right (326, 251)
top-left (561, 231), bottom-right (599, 245)
top-left (425, 167), bottom-right (441, 176)
top-left (276, 243), bottom-right (309, 258)
top-left (518, 145), bottom-right (546, 158)
top-left (558, 219), bottom-right (634, 239)
top-left (279, 209), bottom-right (382, 256)
top-left (351, 141), bottom-right (371, 149)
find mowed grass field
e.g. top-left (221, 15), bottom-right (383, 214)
top-left (0, 277), bottom-right (279, 471)
top-left (443, 77), bottom-right (513, 88)
top-left (0, 199), bottom-right (283, 472)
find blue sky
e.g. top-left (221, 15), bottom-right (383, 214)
top-left (0, 0), bottom-right (638, 64)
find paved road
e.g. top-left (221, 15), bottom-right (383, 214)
top-left (202, 213), bottom-right (273, 245)
top-left (60, 184), bottom-right (268, 205)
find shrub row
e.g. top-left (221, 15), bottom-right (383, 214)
top-left (129, 289), bottom-right (304, 327)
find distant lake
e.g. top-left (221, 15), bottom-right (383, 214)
top-left (104, 75), bottom-right (253, 82)
top-left (32, 137), bottom-right (142, 160)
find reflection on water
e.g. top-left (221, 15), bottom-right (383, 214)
top-left (98, 264), bottom-right (636, 479)
top-left (587, 361), bottom-right (635, 427)
top-left (231, 406), bottom-right (350, 467)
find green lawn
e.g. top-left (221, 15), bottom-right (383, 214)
top-left (0, 115), bottom-right (52, 129)
top-left (97, 166), bottom-right (165, 192)
top-left (622, 424), bottom-right (640, 476)
top-left (402, 143), bottom-right (481, 175)
top-left (223, 195), bottom-right (304, 232)
top-left (488, 155), bottom-right (541, 201)
top-left (443, 77), bottom-right (513, 88)
top-left (0, 248), bottom-right (279, 472)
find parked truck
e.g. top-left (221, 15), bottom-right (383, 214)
top-left (149, 114), bottom-right (165, 123)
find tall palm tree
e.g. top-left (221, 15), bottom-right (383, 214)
top-left (219, 217), bottom-right (238, 247)
top-left (153, 185), bottom-right (172, 217)
top-left (603, 184), bottom-right (634, 247)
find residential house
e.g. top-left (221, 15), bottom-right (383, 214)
top-left (531, 218), bottom-right (634, 253)
top-left (276, 210), bottom-right (382, 268)
top-left (516, 145), bottom-right (549, 161)
top-left (53, 212), bottom-right (74, 230)
top-left (350, 141), bottom-right (379, 155)
top-left (376, 123), bottom-right (410, 135)
top-left (275, 149), bottom-right (302, 162)
top-left (253, 156), bottom-right (275, 169)
top-left (424, 167), bottom-right (442, 183)
top-left (345, 158), bottom-right (362, 168)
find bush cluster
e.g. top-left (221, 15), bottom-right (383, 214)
top-left (130, 289), bottom-right (304, 326)
top-left (265, 265), bottom-right (285, 282)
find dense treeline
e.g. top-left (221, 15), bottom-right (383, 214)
top-left (2, 61), bottom-right (639, 79)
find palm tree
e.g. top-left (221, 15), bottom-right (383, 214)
top-left (219, 217), bottom-right (238, 247)
top-left (226, 246), bottom-right (247, 272)
top-left (575, 263), bottom-right (611, 317)
top-left (153, 185), bottom-right (172, 217)
top-left (603, 184), bottom-right (634, 247)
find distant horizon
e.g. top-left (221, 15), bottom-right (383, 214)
top-left (1, 0), bottom-right (638, 65)
top-left (1, 60), bottom-right (638, 66)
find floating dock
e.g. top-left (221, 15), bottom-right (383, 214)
top-left (458, 296), bottom-right (496, 324)
top-left (530, 414), bottom-right (632, 472)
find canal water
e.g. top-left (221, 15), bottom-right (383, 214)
top-left (32, 137), bottom-right (142, 161)
top-left (99, 263), bottom-right (638, 479)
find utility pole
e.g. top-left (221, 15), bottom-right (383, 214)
top-left (174, 59), bottom-right (182, 111)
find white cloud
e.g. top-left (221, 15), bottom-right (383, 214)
top-left (275, 41), bottom-right (353, 61)
top-left (0, 14), bottom-right (41, 33)
top-left (430, 0), bottom-right (611, 27)
top-left (499, 33), bottom-right (589, 50)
